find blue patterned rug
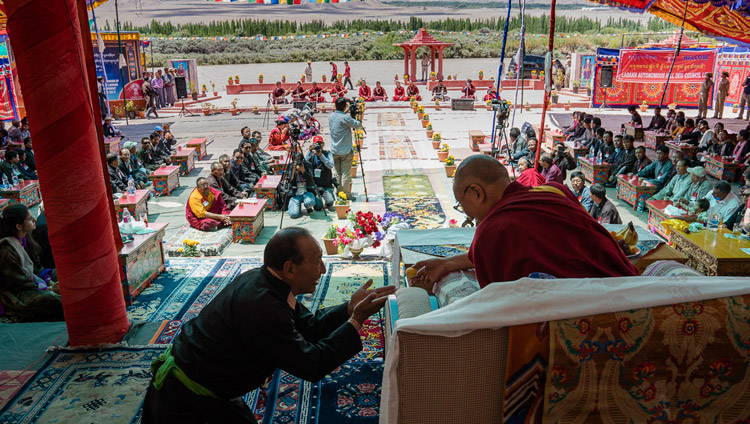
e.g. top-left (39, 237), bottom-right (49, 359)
top-left (246, 261), bottom-right (390, 423)
top-left (0, 347), bottom-right (162, 423)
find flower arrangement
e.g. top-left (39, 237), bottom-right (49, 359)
top-left (573, 80), bottom-right (581, 88)
top-left (202, 102), bottom-right (213, 113)
top-left (550, 90), bottom-right (558, 97)
top-left (125, 100), bottom-right (135, 112)
top-left (430, 71), bottom-right (436, 77)
top-left (435, 100), bottom-right (440, 106)
top-left (201, 83), bottom-right (207, 92)
top-left (336, 191), bottom-right (349, 205)
top-left (338, 73), bottom-right (343, 79)
top-left (112, 105), bottom-right (124, 117)
top-left (540, 71), bottom-right (545, 76)
top-left (235, 75), bottom-right (239, 80)
top-left (181, 239), bottom-right (200, 257)
top-left (231, 98), bottom-right (240, 109)
top-left (448, 218), bottom-right (458, 228)
top-left (190, 82), bottom-right (198, 95)
top-left (433, 133), bottom-right (442, 141)
top-left (426, 123), bottom-right (433, 131)
top-left (348, 210), bottom-right (384, 248)
top-left (444, 155), bottom-right (455, 166)
top-left (324, 224), bottom-right (340, 239)
top-left (642, 100), bottom-right (648, 105)
top-left (352, 156), bottom-right (358, 166)
top-left (259, 74), bottom-right (264, 79)
top-left (440, 143), bottom-right (450, 153)
top-left (417, 105), bottom-right (425, 113)
top-left (403, 74), bottom-right (409, 80)
top-left (422, 113), bottom-right (429, 121)
top-left (332, 226), bottom-right (356, 250)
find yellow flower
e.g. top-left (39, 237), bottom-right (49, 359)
top-left (178, 248), bottom-right (183, 253)
top-left (339, 192), bottom-right (347, 200)
top-left (182, 239), bottom-right (189, 244)
top-left (194, 241), bottom-right (200, 245)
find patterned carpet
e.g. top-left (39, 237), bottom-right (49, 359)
top-left (162, 224), bottom-right (234, 257)
top-left (246, 261), bottom-right (390, 423)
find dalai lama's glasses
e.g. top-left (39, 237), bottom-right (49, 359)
top-left (453, 185), bottom-right (472, 214)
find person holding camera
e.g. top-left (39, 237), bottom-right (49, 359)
top-left (306, 136), bottom-right (336, 211)
top-left (288, 158), bottom-right (317, 219)
top-left (328, 97), bottom-right (361, 197)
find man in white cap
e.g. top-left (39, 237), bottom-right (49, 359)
top-left (676, 166), bottom-right (713, 209)
top-left (304, 61), bottom-right (313, 82)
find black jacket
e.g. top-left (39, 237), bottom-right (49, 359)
top-left (173, 266), bottom-right (361, 399)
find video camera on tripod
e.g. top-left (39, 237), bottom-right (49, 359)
top-left (490, 99), bottom-right (512, 127)
top-left (344, 97), bottom-right (365, 121)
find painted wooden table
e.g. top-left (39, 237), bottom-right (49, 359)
top-left (635, 243), bottom-right (689, 274)
top-left (254, 175), bottom-right (282, 210)
top-left (704, 154), bottom-right (740, 182)
top-left (0, 198), bottom-right (8, 213)
top-left (149, 165), bottom-right (180, 196)
top-left (103, 137), bottom-right (121, 155)
top-left (646, 200), bottom-right (698, 241)
top-left (478, 143), bottom-right (493, 156)
top-left (564, 140), bottom-right (590, 158)
top-left (577, 157), bottom-right (612, 184)
top-left (664, 225), bottom-right (750, 276)
top-left (186, 137), bottom-right (208, 160)
top-left (170, 147), bottom-right (196, 176)
top-left (665, 141), bottom-right (699, 160)
top-left (0, 180), bottom-right (41, 207)
top-left (616, 175), bottom-right (658, 210)
top-left (118, 222), bottom-right (168, 305)
top-left (229, 199), bottom-right (267, 243)
top-left (544, 129), bottom-right (565, 150)
top-left (643, 131), bottom-right (671, 151)
top-left (114, 189), bottom-right (150, 221)
top-left (624, 123), bottom-right (644, 141)
top-left (468, 130), bottom-right (486, 152)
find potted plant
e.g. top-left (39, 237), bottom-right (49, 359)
top-left (478, 70), bottom-right (484, 80)
top-left (426, 123), bottom-right (434, 138)
top-left (258, 74), bottom-right (264, 83)
top-left (210, 81), bottom-right (217, 96)
top-left (421, 114), bottom-right (429, 128)
top-left (200, 83), bottom-right (207, 96)
top-left (253, 105), bottom-right (259, 115)
top-left (447, 75), bottom-right (452, 80)
top-left (572, 80), bottom-right (581, 94)
top-left (586, 82), bottom-right (592, 97)
top-left (322, 74), bottom-right (327, 82)
top-left (395, 73), bottom-right (399, 82)
top-left (555, 70), bottom-right (564, 91)
top-left (564, 100), bottom-right (571, 111)
top-left (430, 71), bottom-right (436, 81)
top-left (434, 99), bottom-right (440, 110)
top-left (432, 133), bottom-right (442, 149)
top-left (335, 191), bottom-right (350, 219)
top-left (540, 70), bottom-right (545, 80)
top-left (227, 76), bottom-right (233, 86)
top-left (550, 91), bottom-right (559, 104)
top-left (321, 103), bottom-right (327, 113)
top-left (231, 98), bottom-right (240, 116)
top-left (190, 82), bottom-right (199, 101)
top-left (639, 101), bottom-right (648, 112)
top-left (281, 75), bottom-right (286, 83)
top-left (180, 239), bottom-right (201, 257)
top-left (202, 102), bottom-right (212, 116)
top-left (125, 100), bottom-right (136, 119)
top-left (524, 101), bottom-right (531, 112)
top-left (351, 156), bottom-right (358, 178)
top-left (417, 105), bottom-right (425, 119)
top-left (444, 155), bottom-right (456, 177)
top-left (273, 104), bottom-right (279, 114)
top-left (486, 99), bottom-right (493, 111)
top-left (111, 105), bottom-right (123, 120)
top-left (403, 74), bottom-right (409, 84)
top-left (437, 143), bottom-right (449, 161)
top-left (235, 75), bottom-right (240, 84)
top-left (531, 70), bottom-right (538, 80)
top-left (337, 73), bottom-right (343, 82)
top-left (733, 104), bottom-right (739, 114)
top-left (301, 74), bottom-right (306, 83)
top-left (322, 224), bottom-right (339, 255)
top-left (412, 103), bottom-right (419, 114)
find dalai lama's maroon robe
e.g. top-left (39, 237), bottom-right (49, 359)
top-left (515, 168), bottom-right (545, 187)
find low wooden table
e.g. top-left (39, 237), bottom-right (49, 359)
top-left (616, 175), bottom-right (658, 210)
top-left (624, 123), bottom-right (644, 141)
top-left (468, 130), bottom-right (486, 152)
top-left (171, 147), bottom-right (196, 176)
top-left (564, 140), bottom-right (590, 158)
top-left (577, 157), bottom-right (612, 184)
top-left (665, 141), bottom-right (699, 160)
top-left (646, 200), bottom-right (698, 241)
top-left (0, 198), bottom-right (9, 213)
top-left (665, 225), bottom-right (750, 276)
top-left (544, 129), bottom-right (565, 150)
top-left (704, 154), bottom-right (740, 182)
top-left (149, 165), bottom-right (180, 196)
top-left (643, 131), bottom-right (671, 150)
top-left (478, 143), bottom-right (493, 156)
top-left (0, 180), bottom-right (41, 207)
top-left (186, 137), bottom-right (208, 160)
top-left (118, 222), bottom-right (168, 305)
top-left (254, 175), bottom-right (282, 210)
top-left (635, 244), bottom-right (689, 274)
top-left (115, 190), bottom-right (150, 221)
top-left (104, 137), bottom-right (121, 155)
top-left (229, 199), bottom-right (267, 243)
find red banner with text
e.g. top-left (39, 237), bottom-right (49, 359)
top-left (617, 49), bottom-right (717, 84)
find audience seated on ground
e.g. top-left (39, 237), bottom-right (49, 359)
top-left (664, 109), bottom-right (677, 133)
top-left (268, 116), bottom-right (290, 151)
top-left (409, 155), bottom-right (637, 291)
top-left (0, 150), bottom-right (20, 182)
top-left (431, 79), bottom-right (448, 101)
top-left (393, 81), bottom-right (407, 101)
top-left (552, 143), bottom-right (577, 180)
top-left (406, 81), bottom-right (422, 101)
top-left (239, 141), bottom-right (266, 184)
top-left (646, 106), bottom-right (666, 131)
top-left (23, 138), bottom-right (36, 172)
top-left (0, 204), bottom-right (64, 322)
top-left (137, 137), bottom-right (162, 171)
top-left (637, 145), bottom-right (673, 189)
top-left (7, 119), bottom-right (21, 142)
top-left (570, 171), bottom-right (593, 211)
top-left (631, 146), bottom-right (652, 174)
top-left (588, 183), bottom-right (622, 225)
top-left (695, 120), bottom-right (713, 152)
top-left (358, 80), bottom-right (374, 102)
top-left (678, 118), bottom-right (701, 145)
top-left (124, 141), bottom-right (151, 184)
top-left (539, 154), bottom-right (563, 184)
top-left (675, 166), bottom-right (713, 209)
top-left (652, 159), bottom-right (691, 202)
top-left (118, 147), bottom-right (147, 189)
top-left (329, 80), bottom-right (347, 101)
top-left (698, 181), bottom-right (742, 226)
top-left (606, 135), bottom-right (636, 186)
top-left (599, 131), bottom-right (615, 161)
top-left (15, 151), bottom-right (37, 180)
top-left (304, 81), bottom-right (327, 103)
top-left (733, 129), bottom-right (750, 166)
top-left (185, 177), bottom-right (231, 231)
top-left (515, 157), bottom-right (545, 187)
top-left (506, 127), bottom-right (526, 160)
top-left (571, 116), bottom-right (593, 144)
top-left (290, 81), bottom-right (306, 101)
top-left (372, 82), bottom-right (387, 101)
top-left (220, 154), bottom-right (250, 195)
top-left (207, 161), bottom-right (247, 210)
top-left (231, 148), bottom-right (256, 191)
top-left (461, 79), bottom-right (476, 100)
top-left (103, 116), bottom-right (121, 138)
top-left (107, 153), bottom-right (129, 194)
top-left (627, 105), bottom-right (642, 126)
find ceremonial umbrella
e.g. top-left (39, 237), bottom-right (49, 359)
top-left (586, 0), bottom-right (750, 45)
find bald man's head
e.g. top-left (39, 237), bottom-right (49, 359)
top-left (454, 155), bottom-right (510, 187)
top-left (453, 155), bottom-right (513, 222)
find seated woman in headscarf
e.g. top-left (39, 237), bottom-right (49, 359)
top-left (0, 204), bottom-right (63, 322)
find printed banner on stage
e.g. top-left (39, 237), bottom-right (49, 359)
top-left (617, 49), bottom-right (717, 84)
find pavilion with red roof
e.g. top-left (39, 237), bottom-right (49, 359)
top-left (394, 28), bottom-right (454, 81)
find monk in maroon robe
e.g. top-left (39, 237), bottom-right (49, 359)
top-left (515, 158), bottom-right (545, 187)
top-left (406, 82), bottom-right (422, 101)
top-left (411, 155), bottom-right (638, 289)
top-left (358, 81), bottom-right (374, 102)
top-left (393, 81), bottom-right (407, 101)
top-left (304, 82), bottom-right (327, 102)
top-left (461, 79), bottom-right (476, 99)
top-left (185, 180), bottom-right (231, 231)
top-left (373, 82), bottom-right (388, 101)
top-left (272, 82), bottom-right (288, 104)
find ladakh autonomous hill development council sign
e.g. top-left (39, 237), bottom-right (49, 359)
top-left (617, 49), bottom-right (717, 84)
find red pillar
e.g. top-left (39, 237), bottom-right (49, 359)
top-left (431, 47), bottom-right (436, 73)
top-left (438, 48), bottom-right (445, 80)
top-left (7, 0), bottom-right (129, 345)
top-left (403, 47), bottom-right (409, 79)
top-left (410, 48), bottom-right (417, 82)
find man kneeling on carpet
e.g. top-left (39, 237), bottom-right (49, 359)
top-left (142, 227), bottom-right (395, 423)
top-left (185, 177), bottom-right (231, 231)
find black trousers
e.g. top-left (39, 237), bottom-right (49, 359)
top-left (141, 373), bottom-right (257, 424)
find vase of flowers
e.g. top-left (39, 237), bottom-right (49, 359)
top-left (403, 74), bottom-right (409, 84)
top-left (201, 83), bottom-right (207, 96)
top-left (733, 104), bottom-right (739, 114)
top-left (426, 123), bottom-right (433, 139)
top-left (531, 70), bottom-right (538, 80)
top-left (437, 143), bottom-right (449, 161)
top-left (640, 101), bottom-right (648, 112)
top-left (322, 224), bottom-right (339, 255)
top-left (322, 75), bottom-right (327, 82)
top-left (444, 155), bottom-right (456, 177)
top-left (301, 74), bottom-right (306, 83)
top-left (335, 192), bottom-right (350, 219)
top-left (348, 209), bottom-right (384, 250)
top-left (432, 133), bottom-right (442, 149)
top-left (180, 239), bottom-right (201, 257)
top-left (421, 114), bottom-right (430, 128)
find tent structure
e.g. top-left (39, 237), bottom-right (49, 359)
top-left (586, 0), bottom-right (750, 46)
top-left (394, 29), bottom-right (454, 81)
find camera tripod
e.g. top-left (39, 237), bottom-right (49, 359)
top-left (262, 94), bottom-right (274, 129)
top-left (178, 97), bottom-right (194, 118)
top-left (277, 138), bottom-right (331, 230)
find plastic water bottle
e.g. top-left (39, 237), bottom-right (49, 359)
top-left (121, 207), bottom-right (132, 224)
top-left (127, 176), bottom-right (135, 196)
top-left (11, 174), bottom-right (18, 187)
top-left (589, 146), bottom-right (594, 160)
top-left (1, 175), bottom-right (8, 189)
top-left (596, 151), bottom-right (603, 165)
top-left (637, 198), bottom-right (645, 212)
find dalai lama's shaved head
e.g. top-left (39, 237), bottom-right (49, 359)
top-left (453, 155), bottom-right (512, 222)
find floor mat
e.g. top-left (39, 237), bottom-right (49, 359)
top-left (246, 261), bottom-right (390, 423)
top-left (0, 322), bottom-right (68, 371)
top-left (162, 224), bottom-right (234, 257)
top-left (0, 371), bottom-right (34, 411)
top-left (0, 346), bottom-right (162, 423)
top-left (382, 174), bottom-right (434, 198)
top-left (384, 197), bottom-right (446, 229)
